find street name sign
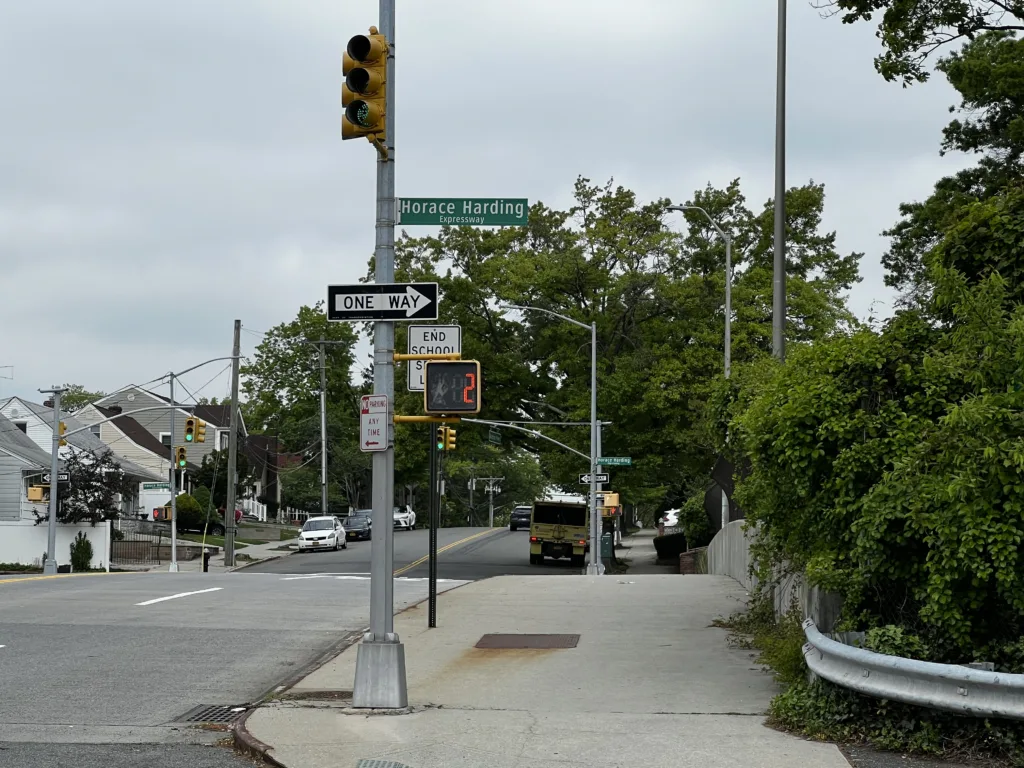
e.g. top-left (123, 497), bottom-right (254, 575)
top-left (43, 472), bottom-right (70, 483)
top-left (359, 394), bottom-right (389, 453)
top-left (398, 198), bottom-right (528, 227)
top-left (579, 473), bottom-right (610, 484)
top-left (407, 324), bottom-right (462, 391)
top-left (598, 457), bottom-right (631, 466)
top-left (327, 283), bottom-right (438, 322)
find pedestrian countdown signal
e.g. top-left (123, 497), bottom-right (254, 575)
top-left (424, 361), bottom-right (481, 415)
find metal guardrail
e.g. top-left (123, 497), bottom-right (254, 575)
top-left (802, 618), bottom-right (1024, 720)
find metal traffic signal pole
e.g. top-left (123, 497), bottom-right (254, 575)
top-left (38, 386), bottom-right (64, 575)
top-left (169, 373), bottom-right (179, 572)
top-left (352, 0), bottom-right (407, 710)
top-left (428, 427), bottom-right (439, 628)
top-left (223, 319), bottom-right (241, 568)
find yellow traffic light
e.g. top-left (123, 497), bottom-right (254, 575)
top-left (58, 421), bottom-right (67, 447)
top-left (195, 419), bottom-right (207, 443)
top-left (445, 427), bottom-right (456, 452)
top-left (175, 446), bottom-right (187, 469)
top-left (184, 417), bottom-right (196, 443)
top-left (342, 26), bottom-right (388, 141)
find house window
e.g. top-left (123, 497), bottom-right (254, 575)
top-left (159, 432), bottom-right (171, 447)
top-left (219, 430), bottom-right (229, 450)
top-left (90, 425), bottom-right (101, 438)
top-left (13, 422), bottom-right (27, 433)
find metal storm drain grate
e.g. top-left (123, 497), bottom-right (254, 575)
top-left (174, 704), bottom-right (249, 724)
top-left (475, 633), bottom-right (580, 649)
top-left (356, 761), bottom-right (412, 768)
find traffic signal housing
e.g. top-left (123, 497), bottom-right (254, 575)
top-left (424, 360), bottom-right (482, 415)
top-left (175, 446), bottom-right (187, 469)
top-left (184, 417), bottom-right (197, 443)
top-left (436, 426), bottom-right (445, 451)
top-left (58, 421), bottom-right (67, 446)
top-left (195, 419), bottom-right (207, 443)
top-left (342, 27), bottom-right (388, 141)
top-left (445, 427), bottom-right (456, 452)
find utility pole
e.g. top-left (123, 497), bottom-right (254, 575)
top-left (475, 477), bottom-right (503, 528)
top-left (319, 338), bottom-right (328, 515)
top-left (773, 0), bottom-right (787, 361)
top-left (169, 373), bottom-right (179, 572)
top-left (38, 386), bottom-right (65, 575)
top-left (223, 319), bottom-right (241, 568)
top-left (352, 0), bottom-right (405, 710)
top-left (468, 476), bottom-right (475, 526)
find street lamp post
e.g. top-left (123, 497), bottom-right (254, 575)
top-left (668, 205), bottom-right (733, 530)
top-left (502, 304), bottom-right (603, 575)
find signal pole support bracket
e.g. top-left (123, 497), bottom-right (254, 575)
top-left (393, 352), bottom-right (461, 362)
top-left (393, 414), bottom-right (462, 424)
top-left (370, 134), bottom-right (389, 160)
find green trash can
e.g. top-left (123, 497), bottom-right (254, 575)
top-left (600, 533), bottom-right (613, 559)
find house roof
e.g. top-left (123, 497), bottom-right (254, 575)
top-left (15, 399), bottom-right (162, 482)
top-left (192, 404), bottom-right (231, 427)
top-left (0, 411), bottom-right (55, 467)
top-left (95, 405), bottom-right (174, 461)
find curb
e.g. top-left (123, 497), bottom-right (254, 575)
top-left (229, 553), bottom-right (286, 573)
top-left (231, 578), bottom-right (477, 765)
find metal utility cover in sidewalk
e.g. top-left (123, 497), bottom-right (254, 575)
top-left (172, 704), bottom-right (248, 724)
top-left (475, 633), bottom-right (580, 649)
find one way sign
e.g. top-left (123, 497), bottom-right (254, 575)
top-left (327, 282), bottom-right (439, 322)
top-left (43, 472), bottom-right (70, 484)
top-left (579, 473), bottom-right (609, 485)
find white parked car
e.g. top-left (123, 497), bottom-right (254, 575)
top-left (298, 516), bottom-right (347, 552)
top-left (393, 505), bottom-right (416, 531)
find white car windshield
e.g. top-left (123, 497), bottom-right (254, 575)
top-left (303, 519), bottom-right (335, 532)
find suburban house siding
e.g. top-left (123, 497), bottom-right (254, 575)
top-left (0, 400), bottom-right (55, 453)
top-left (76, 405), bottom-right (171, 478)
top-left (95, 388), bottom-right (221, 464)
top-left (0, 454), bottom-right (23, 521)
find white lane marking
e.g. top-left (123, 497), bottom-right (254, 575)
top-left (278, 574), bottom-right (459, 583)
top-left (136, 587), bottom-right (223, 606)
top-left (0, 645), bottom-right (5, 649)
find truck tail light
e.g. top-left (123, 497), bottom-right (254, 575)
top-left (529, 536), bottom-right (538, 542)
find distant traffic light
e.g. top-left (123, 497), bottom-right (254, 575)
top-left (184, 417), bottom-right (197, 443)
top-left (436, 426), bottom-right (445, 451)
top-left (175, 446), bottom-right (187, 468)
top-left (424, 360), bottom-right (482, 414)
top-left (195, 419), bottom-right (207, 443)
top-left (445, 427), bottom-right (457, 452)
top-left (58, 421), bottom-right (67, 447)
top-left (342, 26), bottom-right (388, 141)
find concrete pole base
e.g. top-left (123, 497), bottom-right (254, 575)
top-left (352, 639), bottom-right (408, 709)
top-left (585, 563), bottom-right (606, 575)
top-left (42, 559), bottom-right (57, 575)
top-left (168, 562), bottom-right (179, 573)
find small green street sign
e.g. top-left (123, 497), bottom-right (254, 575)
top-left (142, 482), bottom-right (170, 490)
top-left (488, 428), bottom-right (502, 445)
top-left (598, 457), bottom-right (632, 466)
top-left (398, 198), bottom-right (528, 227)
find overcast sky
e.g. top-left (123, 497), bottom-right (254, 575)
top-left (0, 0), bottom-right (972, 405)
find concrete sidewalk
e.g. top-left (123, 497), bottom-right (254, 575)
top-left (241, 574), bottom-right (851, 768)
top-left (618, 528), bottom-right (675, 574)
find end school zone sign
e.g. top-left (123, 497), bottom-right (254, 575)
top-left (360, 394), bottom-right (389, 452)
top-left (408, 325), bottom-right (462, 391)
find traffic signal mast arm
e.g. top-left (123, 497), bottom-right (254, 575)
top-left (55, 405), bottom-right (192, 439)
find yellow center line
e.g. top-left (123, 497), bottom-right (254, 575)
top-left (0, 571), bottom-right (141, 585)
top-left (393, 528), bottom-right (500, 576)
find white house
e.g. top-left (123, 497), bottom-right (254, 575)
top-left (0, 411), bottom-right (109, 569)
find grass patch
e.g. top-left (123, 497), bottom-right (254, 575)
top-left (279, 528), bottom-right (299, 541)
top-left (0, 562), bottom-right (42, 573)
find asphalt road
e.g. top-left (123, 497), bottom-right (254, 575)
top-left (247, 524), bottom-right (583, 579)
top-left (0, 568), bottom-right (466, 751)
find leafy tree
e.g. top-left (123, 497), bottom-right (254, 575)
top-left (241, 302), bottom-right (368, 514)
top-left (34, 449), bottom-right (137, 525)
top-left (815, 0), bottom-right (1024, 84)
top-left (59, 383), bottom-right (105, 414)
top-left (391, 176), bottom-right (859, 515)
top-left (186, 449), bottom-right (256, 510)
top-left (882, 31), bottom-right (1024, 300)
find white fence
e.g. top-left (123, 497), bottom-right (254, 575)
top-left (0, 520), bottom-right (111, 570)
